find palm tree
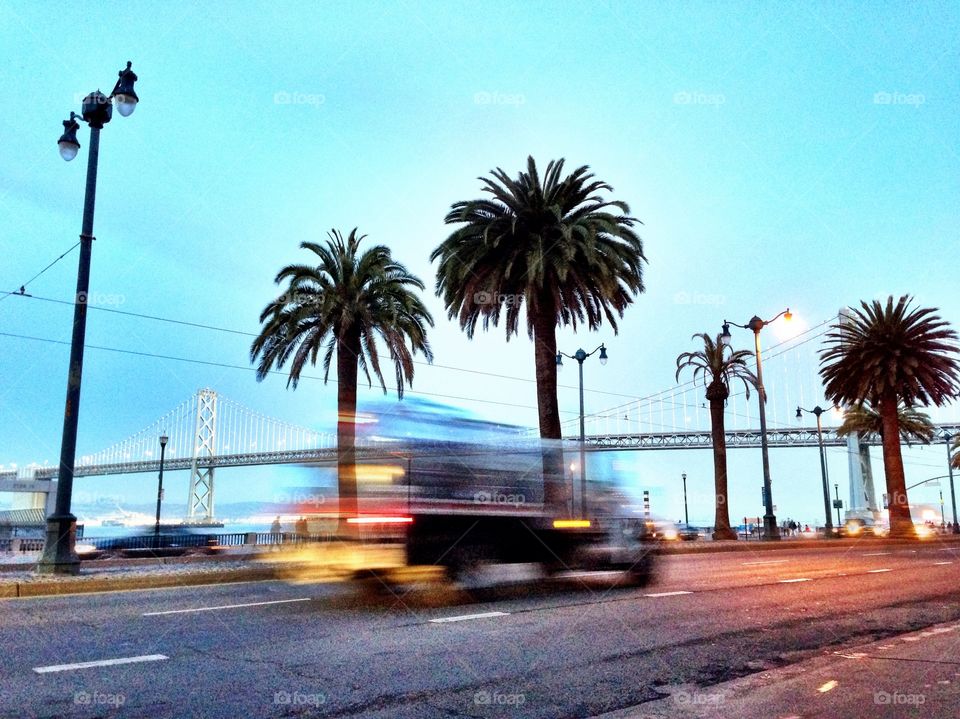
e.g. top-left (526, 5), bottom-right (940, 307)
top-left (251, 229), bottom-right (433, 526)
top-left (431, 157), bottom-right (645, 505)
top-left (836, 403), bottom-right (935, 445)
top-left (820, 296), bottom-right (960, 537)
top-left (676, 333), bottom-right (758, 539)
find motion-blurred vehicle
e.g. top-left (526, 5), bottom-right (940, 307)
top-left (79, 526), bottom-right (218, 554)
top-left (675, 523), bottom-right (701, 540)
top-left (840, 518), bottom-right (883, 537)
top-left (290, 399), bottom-right (658, 587)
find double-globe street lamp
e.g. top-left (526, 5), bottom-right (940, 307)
top-left (38, 63), bottom-right (140, 575)
top-left (941, 431), bottom-right (959, 534)
top-left (556, 344), bottom-right (608, 518)
top-left (796, 405), bottom-right (834, 535)
top-left (721, 309), bottom-right (791, 541)
top-left (154, 434), bottom-right (168, 544)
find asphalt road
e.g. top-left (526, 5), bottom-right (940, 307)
top-left (1, 543), bottom-right (958, 718)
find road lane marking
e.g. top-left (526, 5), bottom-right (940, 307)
top-left (867, 568), bottom-right (892, 573)
top-left (817, 680), bottom-right (839, 693)
top-left (429, 611), bottom-right (509, 623)
top-left (742, 559), bottom-right (789, 565)
top-left (779, 578), bottom-right (812, 583)
top-left (644, 591), bottom-right (693, 597)
top-left (934, 561), bottom-right (954, 565)
top-left (863, 552), bottom-right (891, 556)
top-left (144, 598), bottom-right (310, 616)
top-left (34, 654), bottom-right (168, 674)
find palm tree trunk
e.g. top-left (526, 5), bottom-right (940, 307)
top-left (336, 329), bottom-right (360, 534)
top-left (531, 308), bottom-right (565, 510)
top-left (879, 392), bottom-right (914, 537)
top-left (708, 387), bottom-right (737, 540)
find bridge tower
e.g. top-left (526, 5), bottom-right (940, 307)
top-left (187, 388), bottom-right (218, 521)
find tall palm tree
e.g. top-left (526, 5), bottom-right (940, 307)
top-left (251, 229), bottom-right (433, 525)
top-left (820, 296), bottom-right (960, 537)
top-left (676, 333), bottom-right (758, 539)
top-left (431, 157), bottom-right (645, 505)
top-left (836, 402), bottom-right (935, 445)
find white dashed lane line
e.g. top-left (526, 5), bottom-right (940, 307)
top-left (429, 612), bottom-right (510, 624)
top-left (144, 598), bottom-right (311, 616)
top-left (779, 578), bottom-right (812, 583)
top-left (742, 559), bottom-right (790, 566)
top-left (934, 561), bottom-right (954, 565)
top-left (34, 654), bottom-right (168, 674)
top-left (867, 568), bottom-right (892, 573)
top-left (863, 552), bottom-right (891, 556)
top-left (643, 591), bottom-right (693, 598)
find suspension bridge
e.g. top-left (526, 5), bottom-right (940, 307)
top-left (3, 317), bottom-right (958, 521)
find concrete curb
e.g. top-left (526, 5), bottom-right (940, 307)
top-left (1, 564), bottom-right (302, 599)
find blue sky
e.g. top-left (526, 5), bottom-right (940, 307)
top-left (1, 1), bottom-right (958, 525)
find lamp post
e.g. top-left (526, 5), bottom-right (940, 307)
top-left (38, 63), bottom-right (140, 575)
top-left (682, 473), bottom-right (689, 525)
top-left (834, 483), bottom-right (842, 527)
top-left (942, 431), bottom-right (959, 534)
top-left (721, 309), bottom-right (791, 540)
top-left (796, 406), bottom-right (834, 535)
top-left (556, 344), bottom-right (607, 518)
top-left (154, 434), bottom-right (168, 543)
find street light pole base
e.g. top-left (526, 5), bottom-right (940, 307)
top-left (762, 515), bottom-right (781, 541)
top-left (36, 514), bottom-right (80, 575)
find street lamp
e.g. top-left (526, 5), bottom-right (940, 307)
top-left (796, 406), bottom-right (834, 535)
top-left (721, 309), bottom-right (791, 540)
top-left (556, 344), bottom-right (607, 518)
top-left (834, 483), bottom-right (842, 527)
top-left (38, 62), bottom-right (140, 575)
top-left (155, 434), bottom-right (168, 543)
top-left (941, 431), bottom-right (959, 534)
top-left (682, 472), bottom-right (689, 525)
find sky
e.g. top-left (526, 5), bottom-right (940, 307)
top-left (1, 1), bottom-right (958, 526)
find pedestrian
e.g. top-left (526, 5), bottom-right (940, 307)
top-left (271, 516), bottom-right (282, 534)
top-left (295, 516), bottom-right (308, 541)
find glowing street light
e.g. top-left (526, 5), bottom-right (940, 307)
top-left (721, 309), bottom-right (791, 540)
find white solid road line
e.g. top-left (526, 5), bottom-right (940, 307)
top-left (34, 654), bottom-right (168, 674)
top-left (644, 591), bottom-right (693, 597)
top-left (779, 578), bottom-right (812, 583)
top-left (430, 611), bottom-right (510, 623)
top-left (867, 568), bottom-right (892, 573)
top-left (742, 559), bottom-right (789, 565)
top-left (143, 598), bottom-right (311, 616)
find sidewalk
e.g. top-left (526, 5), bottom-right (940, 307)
top-left (597, 621), bottom-right (960, 718)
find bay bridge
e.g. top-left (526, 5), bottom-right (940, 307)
top-left (3, 318), bottom-right (958, 521)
